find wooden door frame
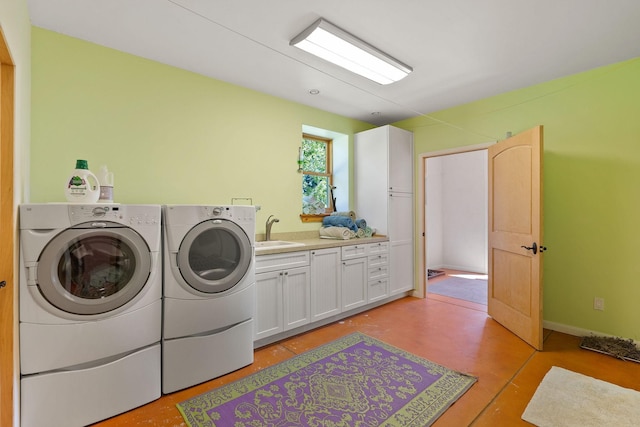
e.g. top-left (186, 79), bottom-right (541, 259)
top-left (414, 142), bottom-right (494, 299)
top-left (0, 25), bottom-right (16, 427)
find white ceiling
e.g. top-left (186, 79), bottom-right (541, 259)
top-left (27, 0), bottom-right (640, 125)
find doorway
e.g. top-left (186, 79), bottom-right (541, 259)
top-left (416, 143), bottom-right (492, 307)
top-left (427, 268), bottom-right (488, 309)
top-left (416, 128), bottom-right (544, 349)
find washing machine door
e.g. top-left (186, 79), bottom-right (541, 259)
top-left (177, 218), bottom-right (252, 293)
top-left (36, 222), bottom-right (152, 315)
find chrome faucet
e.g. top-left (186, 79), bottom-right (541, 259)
top-left (265, 215), bottom-right (279, 241)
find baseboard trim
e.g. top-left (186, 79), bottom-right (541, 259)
top-left (437, 264), bottom-right (488, 275)
top-left (543, 320), bottom-right (640, 347)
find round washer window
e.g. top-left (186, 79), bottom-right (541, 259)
top-left (178, 219), bottom-right (252, 293)
top-left (37, 225), bottom-right (152, 315)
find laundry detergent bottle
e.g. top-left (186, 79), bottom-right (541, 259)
top-left (64, 159), bottom-right (100, 203)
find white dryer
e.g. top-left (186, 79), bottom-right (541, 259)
top-left (162, 205), bottom-right (255, 394)
top-left (19, 204), bottom-right (162, 427)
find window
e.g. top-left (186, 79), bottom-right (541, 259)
top-left (301, 133), bottom-right (334, 217)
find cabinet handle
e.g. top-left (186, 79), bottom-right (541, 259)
top-left (284, 272), bottom-right (288, 275)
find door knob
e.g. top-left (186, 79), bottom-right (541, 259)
top-left (521, 242), bottom-right (538, 254)
top-left (0, 281), bottom-right (6, 289)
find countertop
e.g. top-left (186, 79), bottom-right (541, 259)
top-left (254, 233), bottom-right (389, 256)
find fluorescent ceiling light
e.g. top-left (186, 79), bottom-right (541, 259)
top-left (290, 18), bottom-right (412, 85)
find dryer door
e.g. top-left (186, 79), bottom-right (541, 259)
top-left (37, 222), bottom-right (152, 315)
top-left (177, 219), bottom-right (252, 293)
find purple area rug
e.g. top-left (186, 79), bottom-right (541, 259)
top-left (177, 332), bottom-right (477, 427)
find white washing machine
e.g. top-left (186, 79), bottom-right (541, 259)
top-left (19, 204), bottom-right (162, 427)
top-left (162, 205), bottom-right (255, 394)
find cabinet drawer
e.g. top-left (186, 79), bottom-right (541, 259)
top-left (368, 264), bottom-right (389, 280)
top-left (368, 277), bottom-right (388, 303)
top-left (367, 241), bottom-right (389, 255)
top-left (255, 251), bottom-right (310, 274)
top-left (367, 253), bottom-right (389, 267)
top-left (341, 244), bottom-right (367, 260)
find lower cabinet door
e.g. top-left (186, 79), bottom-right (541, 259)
top-left (283, 266), bottom-right (311, 331)
top-left (368, 277), bottom-right (389, 303)
top-left (255, 271), bottom-right (284, 340)
top-left (342, 257), bottom-right (367, 311)
top-left (390, 241), bottom-right (414, 295)
top-left (256, 266), bottom-right (311, 340)
top-left (310, 248), bottom-right (342, 321)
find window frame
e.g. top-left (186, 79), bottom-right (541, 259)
top-left (300, 133), bottom-right (334, 222)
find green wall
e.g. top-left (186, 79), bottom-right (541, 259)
top-left (395, 57), bottom-right (640, 341)
top-left (32, 26), bottom-right (640, 341)
top-left (30, 27), bottom-right (372, 232)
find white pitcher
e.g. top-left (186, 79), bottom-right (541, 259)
top-left (97, 165), bottom-right (115, 203)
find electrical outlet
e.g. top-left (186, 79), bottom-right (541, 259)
top-left (593, 297), bottom-right (605, 311)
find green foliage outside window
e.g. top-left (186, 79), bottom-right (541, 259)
top-left (302, 136), bottom-right (332, 214)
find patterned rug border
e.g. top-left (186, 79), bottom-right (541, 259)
top-left (177, 332), bottom-right (477, 427)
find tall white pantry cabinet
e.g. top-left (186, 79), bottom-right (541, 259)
top-left (354, 125), bottom-right (414, 295)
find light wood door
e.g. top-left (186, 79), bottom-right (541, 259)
top-left (0, 27), bottom-right (15, 427)
top-left (488, 126), bottom-right (544, 350)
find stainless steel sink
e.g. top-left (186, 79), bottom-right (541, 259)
top-left (255, 240), bottom-right (305, 251)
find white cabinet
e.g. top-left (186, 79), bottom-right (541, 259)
top-left (388, 128), bottom-right (414, 193)
top-left (389, 242), bottom-right (412, 295)
top-left (254, 270), bottom-right (283, 340)
top-left (310, 248), bottom-right (341, 322)
top-left (368, 241), bottom-right (389, 255)
top-left (341, 244), bottom-right (367, 260)
top-left (255, 252), bottom-right (310, 341)
top-left (283, 267), bottom-right (311, 331)
top-left (367, 243), bottom-right (390, 302)
top-left (389, 192), bottom-right (413, 242)
top-left (341, 257), bottom-right (367, 311)
top-left (255, 240), bottom-right (390, 345)
top-left (341, 242), bottom-right (389, 308)
top-left (255, 251), bottom-right (310, 274)
top-left (368, 275), bottom-right (389, 303)
top-left (355, 125), bottom-right (414, 296)
top-left (388, 192), bottom-right (414, 294)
